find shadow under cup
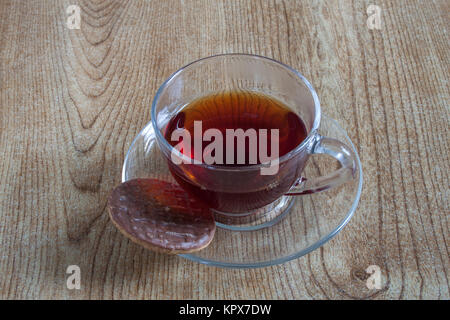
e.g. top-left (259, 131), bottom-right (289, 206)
top-left (151, 54), bottom-right (322, 224)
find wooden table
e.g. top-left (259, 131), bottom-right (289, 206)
top-left (0, 0), bottom-right (448, 300)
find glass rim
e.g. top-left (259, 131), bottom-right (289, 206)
top-left (150, 53), bottom-right (321, 171)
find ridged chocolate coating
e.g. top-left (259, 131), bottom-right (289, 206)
top-left (108, 179), bottom-right (215, 254)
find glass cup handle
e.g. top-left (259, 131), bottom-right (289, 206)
top-left (286, 135), bottom-right (357, 195)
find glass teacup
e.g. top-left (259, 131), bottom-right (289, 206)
top-left (151, 54), bottom-right (357, 225)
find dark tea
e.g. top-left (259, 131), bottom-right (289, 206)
top-left (164, 90), bottom-right (308, 213)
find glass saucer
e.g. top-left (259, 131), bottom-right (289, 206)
top-left (122, 115), bottom-right (363, 268)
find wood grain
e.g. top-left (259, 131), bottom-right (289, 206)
top-left (0, 0), bottom-right (448, 299)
